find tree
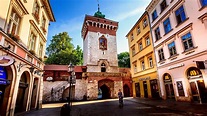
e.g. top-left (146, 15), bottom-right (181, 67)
top-left (45, 32), bottom-right (83, 65)
top-left (118, 52), bottom-right (130, 68)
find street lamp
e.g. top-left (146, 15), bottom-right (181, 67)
top-left (67, 63), bottom-right (74, 112)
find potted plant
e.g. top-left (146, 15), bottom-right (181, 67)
top-left (29, 50), bottom-right (36, 55)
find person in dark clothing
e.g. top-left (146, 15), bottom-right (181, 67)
top-left (118, 89), bottom-right (123, 108)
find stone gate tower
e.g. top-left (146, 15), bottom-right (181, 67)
top-left (79, 6), bottom-right (131, 100)
top-left (81, 10), bottom-right (119, 72)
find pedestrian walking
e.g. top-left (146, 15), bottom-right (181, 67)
top-left (118, 89), bottom-right (123, 108)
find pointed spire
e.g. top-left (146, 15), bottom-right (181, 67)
top-left (94, 0), bottom-right (105, 18)
top-left (97, 0), bottom-right (100, 12)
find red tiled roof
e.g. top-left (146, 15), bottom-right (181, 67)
top-left (44, 65), bottom-right (86, 72)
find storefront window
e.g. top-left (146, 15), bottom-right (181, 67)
top-left (176, 81), bottom-right (185, 96)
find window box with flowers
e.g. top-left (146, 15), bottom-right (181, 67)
top-left (29, 50), bottom-right (36, 55)
top-left (38, 57), bottom-right (43, 62)
top-left (8, 34), bottom-right (20, 42)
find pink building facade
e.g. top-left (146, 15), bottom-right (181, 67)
top-left (146, 0), bottom-right (207, 103)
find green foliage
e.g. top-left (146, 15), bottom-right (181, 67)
top-left (118, 52), bottom-right (130, 68)
top-left (45, 32), bottom-right (83, 65)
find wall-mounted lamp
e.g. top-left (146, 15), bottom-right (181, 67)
top-left (17, 62), bottom-right (27, 72)
top-left (0, 45), bottom-right (11, 51)
top-left (34, 70), bottom-right (45, 76)
top-left (29, 66), bottom-right (35, 73)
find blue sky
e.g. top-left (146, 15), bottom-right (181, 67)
top-left (48, 0), bottom-right (151, 54)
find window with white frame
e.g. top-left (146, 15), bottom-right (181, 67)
top-left (33, 1), bottom-right (40, 22)
top-left (152, 10), bottom-right (158, 21)
top-left (132, 46), bottom-right (136, 56)
top-left (143, 18), bottom-right (148, 28)
top-left (145, 37), bottom-right (150, 46)
top-left (160, 0), bottom-right (167, 12)
top-left (131, 33), bottom-right (134, 41)
top-left (148, 57), bottom-right (153, 68)
top-left (7, 10), bottom-right (20, 35)
top-left (158, 48), bottom-right (165, 61)
top-left (139, 42), bottom-right (143, 51)
top-left (168, 41), bottom-right (177, 56)
top-left (181, 32), bottom-right (194, 50)
top-left (141, 60), bottom-right (145, 70)
top-left (134, 63), bottom-right (137, 73)
top-left (41, 15), bottom-right (46, 32)
top-left (39, 43), bottom-right (43, 58)
top-left (137, 26), bottom-right (141, 34)
top-left (163, 18), bottom-right (172, 34)
top-left (154, 27), bottom-right (161, 41)
top-left (175, 5), bottom-right (186, 25)
top-left (28, 32), bottom-right (36, 51)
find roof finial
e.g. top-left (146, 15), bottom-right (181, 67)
top-left (94, 0), bottom-right (105, 18)
top-left (97, 0), bottom-right (100, 12)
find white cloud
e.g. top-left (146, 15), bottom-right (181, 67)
top-left (113, 6), bottom-right (146, 21)
top-left (49, 16), bottom-right (83, 37)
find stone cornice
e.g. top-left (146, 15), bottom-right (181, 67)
top-left (40, 0), bottom-right (55, 22)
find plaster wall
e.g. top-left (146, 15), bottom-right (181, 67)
top-left (74, 79), bottom-right (88, 100)
top-left (83, 31), bottom-right (118, 71)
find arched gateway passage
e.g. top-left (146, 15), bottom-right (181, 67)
top-left (15, 71), bottom-right (30, 113)
top-left (98, 79), bottom-right (114, 99)
top-left (100, 84), bottom-right (110, 99)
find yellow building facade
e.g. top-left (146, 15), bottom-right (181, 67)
top-left (126, 11), bottom-right (159, 99)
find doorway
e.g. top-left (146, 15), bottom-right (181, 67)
top-left (150, 79), bottom-right (159, 99)
top-left (163, 73), bottom-right (175, 99)
top-left (187, 67), bottom-right (207, 103)
top-left (135, 83), bottom-right (140, 97)
top-left (100, 84), bottom-right (110, 99)
top-left (143, 81), bottom-right (148, 98)
top-left (15, 72), bottom-right (29, 113)
top-left (190, 80), bottom-right (207, 103)
top-left (30, 78), bottom-right (39, 109)
top-left (165, 83), bottom-right (174, 99)
top-left (123, 84), bottom-right (130, 97)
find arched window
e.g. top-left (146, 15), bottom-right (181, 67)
top-left (101, 63), bottom-right (106, 72)
top-left (187, 67), bottom-right (202, 77)
top-left (99, 35), bottom-right (107, 50)
top-left (163, 73), bottom-right (172, 82)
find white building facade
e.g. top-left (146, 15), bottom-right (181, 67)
top-left (146, 0), bottom-right (207, 103)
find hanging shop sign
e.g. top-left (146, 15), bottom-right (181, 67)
top-left (0, 66), bottom-right (7, 85)
top-left (139, 76), bottom-right (150, 81)
top-left (0, 55), bottom-right (14, 66)
top-left (168, 63), bottom-right (184, 70)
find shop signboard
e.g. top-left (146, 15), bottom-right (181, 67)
top-left (0, 55), bottom-right (14, 66)
top-left (0, 66), bottom-right (7, 85)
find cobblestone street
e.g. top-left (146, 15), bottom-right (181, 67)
top-left (15, 97), bottom-right (207, 116)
